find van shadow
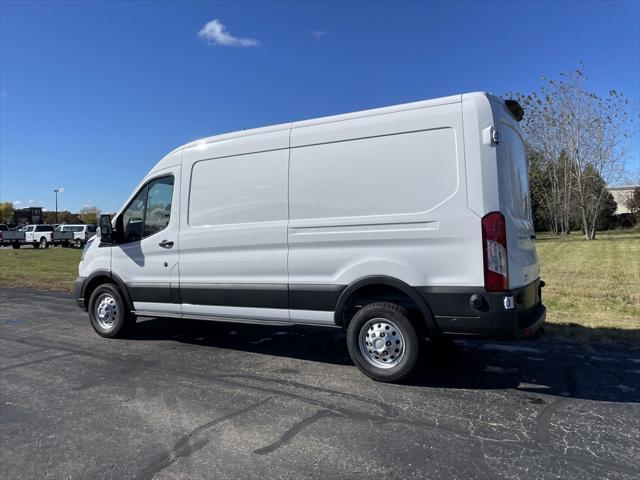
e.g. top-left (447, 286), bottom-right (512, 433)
top-left (117, 242), bottom-right (145, 267)
top-left (130, 317), bottom-right (640, 404)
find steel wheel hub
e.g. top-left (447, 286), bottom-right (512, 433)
top-left (359, 318), bottom-right (405, 369)
top-left (95, 294), bottom-right (118, 330)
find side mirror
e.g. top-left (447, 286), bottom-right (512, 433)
top-left (99, 214), bottom-right (114, 243)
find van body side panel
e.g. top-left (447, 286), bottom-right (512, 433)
top-left (288, 102), bottom-right (485, 300)
top-left (178, 130), bottom-right (290, 318)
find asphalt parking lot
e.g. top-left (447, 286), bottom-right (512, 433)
top-left (1, 287), bottom-right (639, 479)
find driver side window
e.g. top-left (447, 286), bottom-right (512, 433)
top-left (122, 188), bottom-right (147, 243)
top-left (120, 176), bottom-right (174, 243)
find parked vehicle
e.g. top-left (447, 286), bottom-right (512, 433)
top-left (0, 224), bottom-right (25, 248)
top-left (75, 92), bottom-right (545, 382)
top-left (53, 224), bottom-right (97, 248)
top-left (22, 224), bottom-right (54, 248)
top-left (52, 226), bottom-right (75, 247)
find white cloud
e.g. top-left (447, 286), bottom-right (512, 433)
top-left (198, 19), bottom-right (259, 47)
top-left (13, 200), bottom-right (22, 205)
top-left (310, 30), bottom-right (332, 41)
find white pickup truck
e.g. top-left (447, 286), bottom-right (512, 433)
top-left (0, 224), bottom-right (26, 248)
top-left (21, 224), bottom-right (55, 249)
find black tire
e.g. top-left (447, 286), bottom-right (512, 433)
top-left (88, 283), bottom-right (136, 338)
top-left (11, 243), bottom-right (20, 249)
top-left (75, 238), bottom-right (82, 248)
top-left (40, 237), bottom-right (48, 249)
top-left (33, 241), bottom-right (39, 249)
top-left (346, 302), bottom-right (423, 383)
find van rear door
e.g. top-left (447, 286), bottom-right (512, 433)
top-left (495, 110), bottom-right (540, 288)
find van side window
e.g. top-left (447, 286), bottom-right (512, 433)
top-left (122, 188), bottom-right (147, 242)
top-left (144, 177), bottom-right (174, 236)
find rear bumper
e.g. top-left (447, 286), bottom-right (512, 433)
top-left (512, 302), bottom-right (546, 339)
top-left (75, 276), bottom-right (87, 310)
top-left (416, 278), bottom-right (546, 340)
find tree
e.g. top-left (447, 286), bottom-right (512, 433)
top-left (44, 210), bottom-right (79, 224)
top-left (0, 202), bottom-right (15, 224)
top-left (597, 190), bottom-right (618, 230)
top-left (624, 186), bottom-right (640, 219)
top-left (508, 67), bottom-right (636, 239)
top-left (43, 211), bottom-right (56, 224)
top-left (579, 166), bottom-right (617, 230)
top-left (79, 206), bottom-right (100, 225)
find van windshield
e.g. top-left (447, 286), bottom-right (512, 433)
top-left (502, 124), bottom-right (531, 220)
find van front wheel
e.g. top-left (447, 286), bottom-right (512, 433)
top-left (346, 302), bottom-right (422, 383)
top-left (88, 283), bottom-right (135, 338)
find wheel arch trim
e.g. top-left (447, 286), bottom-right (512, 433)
top-left (334, 275), bottom-right (438, 333)
top-left (82, 270), bottom-right (134, 311)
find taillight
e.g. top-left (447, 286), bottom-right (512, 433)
top-left (482, 212), bottom-right (508, 291)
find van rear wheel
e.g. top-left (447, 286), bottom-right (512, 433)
top-left (88, 283), bottom-right (135, 338)
top-left (346, 302), bottom-right (422, 383)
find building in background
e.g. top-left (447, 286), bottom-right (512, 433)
top-left (13, 207), bottom-right (43, 225)
top-left (607, 186), bottom-right (638, 215)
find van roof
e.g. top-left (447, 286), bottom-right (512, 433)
top-left (155, 92), bottom-right (490, 171)
top-left (180, 93), bottom-right (463, 151)
top-left (179, 93), bottom-right (473, 151)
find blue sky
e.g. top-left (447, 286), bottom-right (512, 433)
top-left (1, 0), bottom-right (639, 213)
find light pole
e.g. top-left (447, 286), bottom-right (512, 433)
top-left (53, 189), bottom-right (60, 224)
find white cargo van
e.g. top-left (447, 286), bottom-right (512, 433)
top-left (76, 92), bottom-right (545, 382)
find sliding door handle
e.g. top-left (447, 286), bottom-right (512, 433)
top-left (158, 240), bottom-right (174, 248)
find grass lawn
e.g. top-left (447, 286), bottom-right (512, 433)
top-left (536, 228), bottom-right (640, 345)
top-left (1, 230), bottom-right (638, 345)
top-left (0, 246), bottom-right (82, 292)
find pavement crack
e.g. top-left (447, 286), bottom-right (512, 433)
top-left (134, 397), bottom-right (271, 480)
top-left (254, 409), bottom-right (340, 455)
top-left (533, 397), bottom-right (571, 444)
top-left (0, 351), bottom-right (76, 372)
